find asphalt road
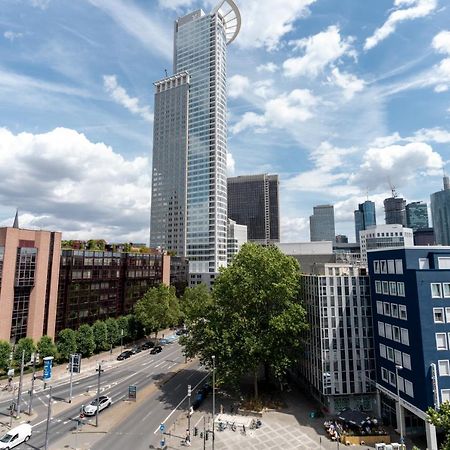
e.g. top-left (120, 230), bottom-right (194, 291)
top-left (2, 340), bottom-right (186, 449)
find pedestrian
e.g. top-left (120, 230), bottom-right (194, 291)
top-left (242, 424), bottom-right (246, 435)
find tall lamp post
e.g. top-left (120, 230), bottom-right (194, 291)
top-left (212, 355), bottom-right (216, 450)
top-left (395, 365), bottom-right (405, 449)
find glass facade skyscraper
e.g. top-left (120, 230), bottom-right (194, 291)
top-left (150, 2), bottom-right (241, 284)
top-left (354, 200), bottom-right (376, 243)
top-left (405, 201), bottom-right (429, 231)
top-left (310, 205), bottom-right (335, 242)
top-left (384, 196), bottom-right (407, 226)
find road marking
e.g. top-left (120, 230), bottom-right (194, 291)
top-left (33, 419), bottom-right (47, 428)
top-left (174, 383), bottom-right (181, 391)
top-left (194, 415), bottom-right (204, 427)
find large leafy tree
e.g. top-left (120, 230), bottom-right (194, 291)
top-left (37, 335), bottom-right (57, 359)
top-left (182, 243), bottom-right (308, 398)
top-left (0, 341), bottom-right (11, 371)
top-left (181, 284), bottom-right (213, 323)
top-left (57, 329), bottom-right (77, 361)
top-left (76, 324), bottom-right (95, 357)
top-left (428, 403), bottom-right (450, 449)
top-left (116, 316), bottom-right (129, 342)
top-left (92, 321), bottom-right (109, 352)
top-left (135, 285), bottom-right (180, 338)
top-left (105, 318), bottom-right (120, 345)
top-left (14, 338), bottom-right (35, 364)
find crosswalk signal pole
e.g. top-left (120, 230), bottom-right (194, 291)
top-left (44, 386), bottom-right (52, 450)
top-left (68, 354), bottom-right (74, 403)
top-left (95, 364), bottom-right (103, 427)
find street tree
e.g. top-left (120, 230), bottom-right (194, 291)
top-left (14, 337), bottom-right (36, 364)
top-left (135, 285), bottom-right (179, 338)
top-left (105, 318), bottom-right (120, 345)
top-left (76, 324), bottom-right (95, 357)
top-left (0, 341), bottom-right (11, 371)
top-left (37, 335), bottom-right (57, 358)
top-left (57, 328), bottom-right (77, 361)
top-left (182, 243), bottom-right (308, 399)
top-left (181, 284), bottom-right (213, 324)
top-left (92, 320), bottom-right (109, 352)
top-left (116, 316), bottom-right (129, 342)
top-left (428, 403), bottom-right (450, 450)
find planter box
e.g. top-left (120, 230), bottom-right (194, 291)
top-left (341, 434), bottom-right (391, 446)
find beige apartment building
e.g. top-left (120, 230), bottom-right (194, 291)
top-left (0, 226), bottom-right (61, 343)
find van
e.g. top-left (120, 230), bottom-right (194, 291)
top-left (0, 423), bottom-right (32, 449)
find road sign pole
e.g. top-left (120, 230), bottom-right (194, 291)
top-left (95, 364), bottom-right (103, 427)
top-left (187, 384), bottom-right (192, 440)
top-left (44, 385), bottom-right (52, 450)
top-left (68, 354), bottom-right (74, 403)
top-left (203, 415), bottom-right (206, 450)
top-left (212, 355), bottom-right (216, 450)
top-left (16, 350), bottom-right (25, 418)
top-left (28, 353), bottom-right (37, 415)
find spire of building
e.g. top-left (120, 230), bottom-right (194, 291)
top-left (443, 173), bottom-right (450, 191)
top-left (12, 209), bottom-right (19, 229)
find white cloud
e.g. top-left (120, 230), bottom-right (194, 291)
top-left (103, 75), bottom-right (153, 123)
top-left (328, 68), bottom-right (365, 100)
top-left (30, 0), bottom-right (51, 9)
top-left (413, 127), bottom-right (450, 143)
top-left (0, 127), bottom-right (150, 242)
top-left (283, 26), bottom-right (356, 78)
top-left (228, 75), bottom-right (250, 99)
top-left (230, 111), bottom-right (267, 134)
top-left (158, 0), bottom-right (195, 9)
top-left (257, 62), bottom-right (278, 73)
top-left (364, 0), bottom-right (438, 51)
top-left (253, 80), bottom-right (274, 99)
top-left (227, 152), bottom-right (236, 176)
top-left (4, 31), bottom-right (23, 42)
top-left (432, 30), bottom-right (450, 55)
top-left (280, 216), bottom-right (309, 242)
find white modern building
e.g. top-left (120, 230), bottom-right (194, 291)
top-left (227, 219), bottom-right (247, 263)
top-left (360, 224), bottom-right (414, 267)
top-left (150, 1), bottom-right (241, 287)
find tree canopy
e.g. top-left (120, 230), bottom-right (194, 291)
top-left (57, 328), bottom-right (77, 361)
top-left (181, 243), bottom-right (308, 398)
top-left (0, 341), bottom-right (11, 371)
top-left (92, 321), bottom-right (109, 352)
top-left (76, 324), bottom-right (95, 357)
top-left (14, 338), bottom-right (36, 364)
top-left (37, 335), bottom-right (57, 359)
top-left (428, 403), bottom-right (450, 450)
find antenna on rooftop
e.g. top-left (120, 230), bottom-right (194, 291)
top-left (387, 177), bottom-right (397, 198)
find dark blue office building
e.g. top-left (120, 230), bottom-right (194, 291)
top-left (368, 247), bottom-right (450, 449)
top-left (354, 200), bottom-right (376, 243)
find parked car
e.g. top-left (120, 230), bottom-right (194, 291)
top-left (150, 346), bottom-right (162, 354)
top-left (117, 350), bottom-right (133, 360)
top-left (141, 341), bottom-right (155, 350)
top-left (0, 424), bottom-right (32, 449)
top-left (83, 395), bottom-right (112, 416)
top-left (192, 390), bottom-right (206, 410)
top-left (176, 328), bottom-right (189, 336)
top-left (131, 345), bottom-right (142, 354)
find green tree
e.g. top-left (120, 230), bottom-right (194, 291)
top-left (116, 316), bottom-right (129, 342)
top-left (182, 243), bottom-right (308, 399)
top-left (105, 318), bottom-right (120, 345)
top-left (14, 338), bottom-right (36, 364)
top-left (76, 324), bottom-right (95, 357)
top-left (57, 329), bottom-right (77, 361)
top-left (0, 341), bottom-right (11, 371)
top-left (92, 321), bottom-right (109, 352)
top-left (135, 285), bottom-right (179, 338)
top-left (428, 403), bottom-right (450, 449)
top-left (181, 284), bottom-right (213, 324)
top-left (128, 314), bottom-right (144, 340)
top-left (37, 335), bottom-right (57, 358)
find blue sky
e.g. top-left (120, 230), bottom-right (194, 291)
top-left (0, 0), bottom-right (449, 242)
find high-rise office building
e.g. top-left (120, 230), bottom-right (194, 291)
top-left (150, 2), bottom-right (241, 286)
top-left (310, 205), bottom-right (335, 242)
top-left (384, 196), bottom-right (407, 226)
top-left (354, 200), bottom-right (376, 243)
top-left (227, 219), bottom-right (247, 263)
top-left (431, 176), bottom-right (450, 245)
top-left (406, 201), bottom-right (429, 231)
top-left (227, 174), bottom-right (280, 244)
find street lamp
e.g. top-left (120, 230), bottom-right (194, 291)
top-left (395, 365), bottom-right (405, 449)
top-left (212, 355), bottom-right (216, 450)
top-left (187, 384), bottom-right (192, 442)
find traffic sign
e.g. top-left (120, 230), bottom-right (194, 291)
top-left (159, 423), bottom-right (165, 432)
top-left (70, 354), bottom-right (82, 373)
top-left (128, 385), bottom-right (137, 401)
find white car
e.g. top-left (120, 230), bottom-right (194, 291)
top-left (83, 395), bottom-right (112, 416)
top-left (0, 423), bottom-right (32, 449)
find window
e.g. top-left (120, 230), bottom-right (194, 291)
top-left (378, 321), bottom-right (385, 337)
top-left (391, 303), bottom-right (399, 318)
top-left (399, 305), bottom-right (407, 320)
top-left (394, 349), bottom-right (402, 365)
top-left (402, 353), bottom-right (411, 370)
top-left (397, 282), bottom-right (405, 297)
top-left (439, 360), bottom-right (450, 376)
top-left (434, 308), bottom-right (445, 324)
top-left (387, 347), bottom-right (394, 362)
top-left (383, 302), bottom-right (391, 316)
top-left (381, 367), bottom-right (388, 382)
top-left (405, 380), bottom-right (414, 397)
top-left (432, 283), bottom-right (443, 298)
top-left (380, 260), bottom-right (387, 274)
top-left (395, 259), bottom-right (403, 274)
top-left (444, 283), bottom-right (450, 298)
top-left (385, 324), bottom-right (393, 340)
top-left (436, 333), bottom-right (448, 350)
top-left (389, 371), bottom-right (396, 387)
top-left (438, 257), bottom-right (450, 269)
top-left (382, 281), bottom-right (389, 295)
top-left (442, 389), bottom-right (450, 402)
top-left (393, 326), bottom-right (401, 342)
top-left (419, 258), bottom-right (429, 269)
top-left (446, 307), bottom-right (450, 323)
top-left (374, 260), bottom-right (380, 274)
top-left (401, 328), bottom-right (409, 345)
top-left (389, 282), bottom-right (397, 296)
top-left (397, 375), bottom-right (405, 392)
top-left (380, 344), bottom-right (387, 358)
top-left (376, 301), bottom-right (383, 314)
top-left (388, 260), bottom-right (395, 274)
top-left (375, 281), bottom-right (382, 294)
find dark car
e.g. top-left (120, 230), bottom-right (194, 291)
top-left (131, 345), bottom-right (142, 354)
top-left (150, 346), bottom-right (162, 355)
top-left (117, 350), bottom-right (133, 360)
top-left (192, 390), bottom-right (206, 410)
top-left (141, 341), bottom-right (155, 350)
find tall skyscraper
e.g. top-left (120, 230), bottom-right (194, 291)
top-left (405, 201), bottom-right (429, 231)
top-left (310, 205), bottom-right (335, 242)
top-left (227, 174), bottom-right (280, 244)
top-left (354, 200), bottom-right (376, 243)
top-left (384, 195), bottom-right (407, 226)
top-left (431, 176), bottom-right (450, 245)
top-left (150, 2), bottom-right (241, 285)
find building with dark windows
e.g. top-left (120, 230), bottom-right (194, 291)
top-left (0, 226), bottom-right (61, 342)
top-left (413, 227), bottom-right (435, 246)
top-left (310, 205), bottom-right (335, 242)
top-left (227, 174), bottom-right (280, 245)
top-left (56, 250), bottom-right (170, 333)
top-left (406, 201), bottom-right (429, 231)
top-left (431, 176), bottom-right (450, 245)
top-left (384, 196), bottom-right (407, 226)
top-left (354, 200), bottom-right (376, 243)
top-left (367, 247), bottom-right (450, 449)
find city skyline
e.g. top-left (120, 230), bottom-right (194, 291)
top-left (1, 0), bottom-right (450, 243)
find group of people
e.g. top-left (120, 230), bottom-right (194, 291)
top-left (324, 420), bottom-right (344, 441)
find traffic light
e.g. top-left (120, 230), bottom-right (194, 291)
top-left (205, 431), bottom-right (208, 441)
top-left (194, 427), bottom-right (198, 437)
